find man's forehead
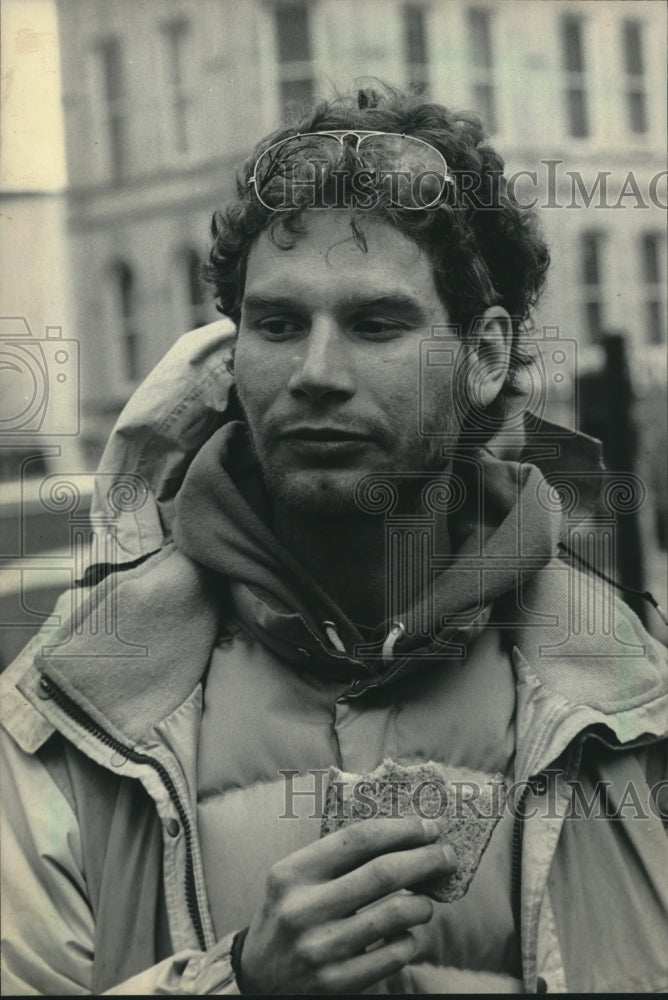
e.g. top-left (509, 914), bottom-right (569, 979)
top-left (243, 211), bottom-right (430, 297)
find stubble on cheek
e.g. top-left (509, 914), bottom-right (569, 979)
top-left (229, 395), bottom-right (365, 514)
top-left (232, 347), bottom-right (461, 512)
top-left (403, 374), bottom-right (462, 473)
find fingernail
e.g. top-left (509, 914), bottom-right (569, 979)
top-left (421, 818), bottom-right (441, 839)
top-left (442, 844), bottom-right (456, 866)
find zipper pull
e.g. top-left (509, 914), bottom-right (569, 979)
top-left (37, 676), bottom-right (53, 700)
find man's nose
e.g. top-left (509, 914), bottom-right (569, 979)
top-left (287, 319), bottom-right (355, 403)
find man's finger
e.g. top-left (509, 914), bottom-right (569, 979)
top-left (295, 893), bottom-right (433, 967)
top-left (323, 841), bottom-right (455, 918)
top-left (279, 816), bottom-right (443, 882)
top-left (312, 931), bottom-right (418, 994)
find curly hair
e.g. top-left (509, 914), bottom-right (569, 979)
top-left (204, 85), bottom-right (550, 402)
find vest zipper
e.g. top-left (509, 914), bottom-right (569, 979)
top-left (38, 675), bottom-right (207, 952)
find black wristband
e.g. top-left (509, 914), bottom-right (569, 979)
top-left (230, 925), bottom-right (250, 993)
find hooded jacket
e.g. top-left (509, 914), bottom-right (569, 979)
top-left (1, 321), bottom-right (667, 995)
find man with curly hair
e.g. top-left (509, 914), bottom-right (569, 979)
top-left (2, 88), bottom-right (667, 995)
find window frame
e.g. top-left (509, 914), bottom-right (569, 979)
top-left (560, 14), bottom-right (590, 140)
top-left (466, 7), bottom-right (498, 135)
top-left (273, 1), bottom-right (315, 119)
top-left (92, 35), bottom-right (129, 179)
top-left (159, 17), bottom-right (195, 158)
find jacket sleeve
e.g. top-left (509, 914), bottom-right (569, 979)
top-left (0, 729), bottom-right (240, 996)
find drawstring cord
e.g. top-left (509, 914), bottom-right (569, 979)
top-left (323, 620), bottom-right (346, 653)
top-left (323, 619), bottom-right (409, 661)
top-left (381, 621), bottom-right (406, 664)
top-left (322, 543), bottom-right (666, 666)
top-left (558, 541), bottom-right (668, 627)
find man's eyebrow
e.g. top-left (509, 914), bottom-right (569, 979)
top-left (344, 292), bottom-right (426, 316)
top-left (242, 291), bottom-right (427, 315)
top-left (242, 293), bottom-right (298, 312)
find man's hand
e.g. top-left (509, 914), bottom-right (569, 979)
top-left (238, 816), bottom-right (455, 994)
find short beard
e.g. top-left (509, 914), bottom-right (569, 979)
top-left (257, 435), bottom-right (455, 521)
top-left (259, 466), bottom-right (373, 519)
top-left (237, 383), bottom-right (462, 520)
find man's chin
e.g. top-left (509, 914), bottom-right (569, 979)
top-left (263, 469), bottom-right (364, 518)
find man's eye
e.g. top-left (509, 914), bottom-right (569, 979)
top-left (353, 319), bottom-right (407, 340)
top-left (257, 318), bottom-right (302, 339)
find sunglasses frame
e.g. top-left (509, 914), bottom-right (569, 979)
top-left (248, 130), bottom-right (454, 211)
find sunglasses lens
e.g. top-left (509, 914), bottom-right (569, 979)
top-left (357, 134), bottom-right (447, 208)
top-left (253, 135), bottom-right (344, 210)
top-left (252, 132), bottom-right (448, 211)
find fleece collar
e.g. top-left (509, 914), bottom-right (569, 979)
top-left (4, 539), bottom-right (666, 766)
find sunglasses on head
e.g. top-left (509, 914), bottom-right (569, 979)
top-left (248, 130), bottom-right (455, 212)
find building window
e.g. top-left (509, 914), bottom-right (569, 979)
top-left (161, 18), bottom-right (191, 154)
top-left (111, 262), bottom-right (141, 381)
top-left (561, 16), bottom-right (589, 138)
top-left (580, 232), bottom-right (605, 340)
top-left (95, 36), bottom-right (127, 178)
top-left (641, 233), bottom-right (665, 343)
top-left (274, 3), bottom-right (314, 117)
top-left (403, 5), bottom-right (429, 96)
top-left (467, 8), bottom-right (497, 133)
top-left (621, 20), bottom-right (647, 134)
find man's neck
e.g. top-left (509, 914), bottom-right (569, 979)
top-left (272, 491), bottom-right (452, 632)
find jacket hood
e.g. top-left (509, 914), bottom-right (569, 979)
top-left (2, 322), bottom-right (666, 776)
top-left (172, 420), bottom-right (344, 637)
top-left (84, 320), bottom-right (609, 677)
top-left (171, 418), bottom-right (564, 673)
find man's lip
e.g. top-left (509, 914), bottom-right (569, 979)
top-left (278, 427), bottom-right (374, 442)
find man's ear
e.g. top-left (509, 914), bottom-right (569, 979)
top-left (465, 306), bottom-right (513, 410)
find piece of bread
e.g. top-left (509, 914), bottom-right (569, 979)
top-left (320, 758), bottom-right (506, 903)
